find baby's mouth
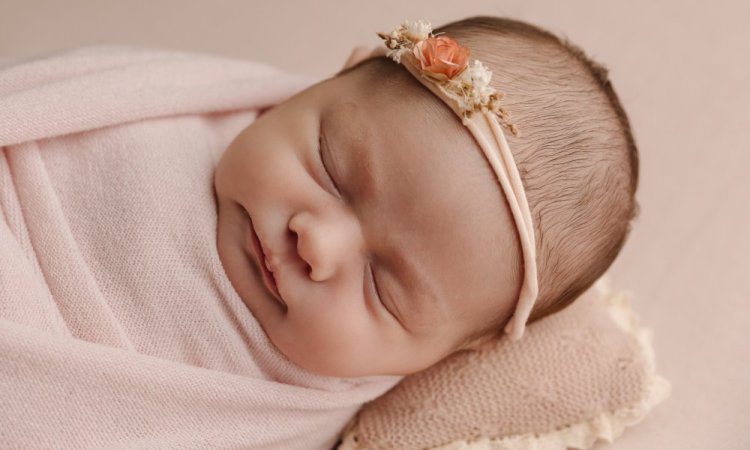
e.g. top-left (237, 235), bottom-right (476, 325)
top-left (245, 212), bottom-right (287, 308)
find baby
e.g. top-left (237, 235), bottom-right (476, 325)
top-left (214, 15), bottom-right (640, 378)
top-left (0, 14), bottom-right (641, 449)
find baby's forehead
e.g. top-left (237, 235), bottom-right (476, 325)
top-left (320, 75), bottom-right (508, 217)
top-left (324, 75), bottom-right (468, 152)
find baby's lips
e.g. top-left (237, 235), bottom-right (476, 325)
top-left (246, 215), bottom-right (287, 308)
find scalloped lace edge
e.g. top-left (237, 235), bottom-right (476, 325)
top-left (337, 275), bottom-right (672, 450)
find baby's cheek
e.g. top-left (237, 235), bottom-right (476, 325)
top-left (283, 311), bottom-right (380, 376)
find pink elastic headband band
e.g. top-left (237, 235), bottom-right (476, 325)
top-left (377, 20), bottom-right (539, 341)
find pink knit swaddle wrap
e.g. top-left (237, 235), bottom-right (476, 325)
top-left (0, 46), bottom-right (402, 449)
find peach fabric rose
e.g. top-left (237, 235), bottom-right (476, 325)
top-left (412, 36), bottom-right (470, 81)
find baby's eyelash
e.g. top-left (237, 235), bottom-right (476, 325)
top-left (367, 263), bottom-right (391, 313)
top-left (318, 134), bottom-right (342, 198)
top-left (368, 263), bottom-right (391, 315)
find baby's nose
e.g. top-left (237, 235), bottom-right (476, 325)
top-left (287, 210), bottom-right (364, 282)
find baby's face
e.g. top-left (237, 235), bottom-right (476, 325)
top-left (214, 68), bottom-right (520, 377)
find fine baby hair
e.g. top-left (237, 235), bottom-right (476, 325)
top-left (340, 16), bottom-right (640, 347)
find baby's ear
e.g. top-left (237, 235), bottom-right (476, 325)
top-left (341, 45), bottom-right (387, 71)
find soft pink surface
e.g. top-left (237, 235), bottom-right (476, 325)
top-left (1, 1), bottom-right (749, 448)
top-left (0, 46), bottom-right (401, 449)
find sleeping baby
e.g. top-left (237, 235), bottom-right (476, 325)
top-left (214, 15), bottom-right (640, 378)
top-left (0, 14), bottom-right (639, 449)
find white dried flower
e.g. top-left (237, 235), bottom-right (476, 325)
top-left (401, 19), bottom-right (432, 42)
top-left (387, 47), bottom-right (409, 64)
top-left (454, 60), bottom-right (492, 108)
top-left (468, 60), bottom-right (492, 92)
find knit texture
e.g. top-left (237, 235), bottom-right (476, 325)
top-left (0, 46), bottom-right (403, 450)
top-left (337, 276), bottom-right (671, 450)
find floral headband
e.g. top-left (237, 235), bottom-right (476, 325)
top-left (377, 19), bottom-right (538, 341)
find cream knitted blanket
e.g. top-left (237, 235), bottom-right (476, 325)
top-left (0, 46), bottom-right (402, 449)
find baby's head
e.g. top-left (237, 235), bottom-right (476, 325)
top-left (214, 16), bottom-right (639, 378)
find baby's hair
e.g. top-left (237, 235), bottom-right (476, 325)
top-left (339, 16), bottom-right (640, 347)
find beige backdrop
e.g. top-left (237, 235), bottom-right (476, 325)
top-left (2, 1), bottom-right (748, 449)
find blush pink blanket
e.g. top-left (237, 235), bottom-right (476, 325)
top-left (0, 46), bottom-right (402, 449)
